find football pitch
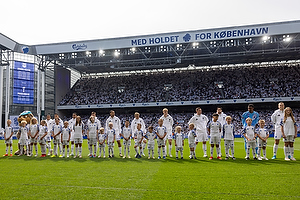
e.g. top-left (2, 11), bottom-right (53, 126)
top-left (0, 138), bottom-right (299, 199)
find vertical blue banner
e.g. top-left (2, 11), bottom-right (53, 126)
top-left (13, 61), bottom-right (35, 104)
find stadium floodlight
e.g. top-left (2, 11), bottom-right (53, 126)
top-left (262, 36), bottom-right (270, 43)
top-left (283, 35), bottom-right (291, 42)
top-left (114, 50), bottom-right (120, 57)
top-left (86, 51), bottom-right (91, 57)
top-left (131, 47), bottom-right (136, 52)
top-left (99, 49), bottom-right (104, 55)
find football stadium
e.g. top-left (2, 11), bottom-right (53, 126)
top-left (1, 15), bottom-right (300, 199)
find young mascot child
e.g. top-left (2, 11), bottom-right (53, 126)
top-left (61, 121), bottom-right (71, 158)
top-left (28, 118), bottom-right (39, 157)
top-left (121, 120), bottom-right (132, 158)
top-left (145, 126), bottom-right (156, 159)
top-left (18, 121), bottom-right (28, 156)
top-left (174, 126), bottom-right (184, 159)
top-left (98, 128), bottom-right (106, 158)
top-left (188, 123), bottom-right (197, 159)
top-left (257, 119), bottom-right (269, 160)
top-left (208, 113), bottom-right (222, 160)
top-left (223, 116), bottom-right (235, 160)
top-left (39, 120), bottom-right (48, 157)
top-left (134, 123), bottom-right (144, 158)
top-left (87, 116), bottom-right (99, 158)
top-left (3, 119), bottom-right (13, 157)
top-left (106, 122), bottom-right (115, 158)
top-left (243, 118), bottom-right (257, 160)
top-left (155, 119), bottom-right (167, 159)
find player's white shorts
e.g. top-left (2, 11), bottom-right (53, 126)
top-left (157, 138), bottom-right (165, 147)
top-left (53, 138), bottom-right (61, 144)
top-left (123, 139), bottom-right (131, 146)
top-left (45, 135), bottom-right (51, 142)
top-left (98, 142), bottom-right (106, 148)
top-left (70, 132), bottom-right (74, 142)
top-left (107, 142), bottom-right (114, 148)
top-left (74, 138), bottom-right (83, 144)
top-left (148, 143), bottom-right (155, 150)
top-left (134, 140), bottom-right (142, 147)
top-left (176, 146), bottom-right (183, 152)
top-left (196, 132), bottom-right (208, 143)
top-left (283, 135), bottom-right (295, 143)
top-left (38, 138), bottom-right (46, 145)
top-left (116, 134), bottom-right (121, 141)
top-left (5, 139), bottom-right (12, 144)
top-left (274, 128), bottom-right (282, 140)
top-left (210, 136), bottom-right (221, 145)
top-left (61, 140), bottom-right (70, 146)
top-left (258, 139), bottom-right (267, 147)
top-left (19, 138), bottom-right (27, 146)
top-left (247, 141), bottom-right (256, 149)
top-left (30, 138), bottom-right (38, 144)
top-left (224, 140), bottom-right (234, 148)
top-left (189, 142), bottom-right (196, 148)
top-left (89, 138), bottom-right (97, 146)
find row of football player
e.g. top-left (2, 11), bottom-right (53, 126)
top-left (3, 107), bottom-right (297, 160)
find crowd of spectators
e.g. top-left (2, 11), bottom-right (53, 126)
top-left (59, 65), bottom-right (300, 105)
top-left (61, 109), bottom-right (300, 136)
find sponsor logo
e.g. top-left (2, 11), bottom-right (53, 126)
top-left (22, 46), bottom-right (29, 54)
top-left (72, 43), bottom-right (87, 50)
top-left (183, 33), bottom-right (191, 42)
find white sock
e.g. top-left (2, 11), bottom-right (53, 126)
top-left (152, 149), bottom-right (154, 157)
top-left (34, 144), bottom-right (38, 155)
top-left (89, 146), bottom-right (92, 155)
top-left (158, 148), bottom-right (161, 156)
top-left (79, 146), bottom-right (82, 156)
top-left (290, 147), bottom-right (294, 158)
top-left (135, 147), bottom-right (139, 154)
top-left (217, 147), bottom-right (220, 157)
top-left (54, 144), bottom-right (57, 155)
top-left (162, 147), bottom-right (166, 156)
top-left (190, 150), bottom-right (193, 156)
top-left (176, 151), bottom-right (178, 157)
top-left (169, 144), bottom-right (172, 156)
top-left (273, 144), bottom-right (278, 156)
top-left (5, 146), bottom-right (8, 154)
top-left (71, 144), bottom-right (74, 154)
top-left (180, 150), bottom-right (183, 158)
top-left (67, 147), bottom-right (69, 155)
top-left (225, 147), bottom-right (229, 157)
top-left (258, 147), bottom-right (261, 157)
top-left (246, 148), bottom-right (250, 158)
top-left (10, 146), bottom-right (13, 154)
top-left (20, 145), bottom-right (24, 154)
top-left (128, 148), bottom-right (130, 156)
top-left (210, 146), bottom-right (214, 157)
top-left (231, 146), bottom-right (234, 157)
top-left (94, 146), bottom-right (97, 155)
top-left (124, 146), bottom-right (126, 156)
top-left (75, 146), bottom-right (78, 156)
top-left (63, 148), bottom-right (65, 156)
top-left (119, 147), bottom-right (122, 154)
top-left (252, 148), bottom-right (256, 158)
top-left (103, 148), bottom-right (105, 156)
top-left (142, 143), bottom-right (146, 154)
top-left (263, 148), bottom-right (266, 158)
top-left (203, 143), bottom-right (207, 155)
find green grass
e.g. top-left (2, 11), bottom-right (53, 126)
top-left (0, 138), bottom-right (299, 199)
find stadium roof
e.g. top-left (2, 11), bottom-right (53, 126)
top-left (1, 20), bottom-right (300, 73)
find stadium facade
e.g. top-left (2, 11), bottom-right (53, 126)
top-left (1, 20), bottom-right (300, 128)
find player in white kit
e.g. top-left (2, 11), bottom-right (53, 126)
top-left (106, 110), bottom-right (122, 157)
top-left (243, 118), bottom-right (257, 160)
top-left (18, 121), bottom-right (29, 156)
top-left (188, 107), bottom-right (209, 157)
top-left (174, 126), bottom-right (184, 159)
top-left (223, 116), bottom-right (235, 160)
top-left (28, 118), bottom-right (39, 157)
top-left (281, 107), bottom-right (297, 161)
top-left (216, 107), bottom-right (227, 157)
top-left (38, 120), bottom-right (48, 157)
top-left (73, 116), bottom-right (84, 158)
top-left (155, 119), bottom-right (167, 159)
top-left (61, 121), bottom-right (71, 158)
top-left (145, 126), bottom-right (156, 159)
top-left (68, 112), bottom-right (77, 156)
top-left (87, 116), bottom-right (99, 158)
top-left (160, 108), bottom-right (174, 157)
top-left (131, 112), bottom-right (147, 156)
top-left (121, 120), bottom-right (132, 158)
top-left (271, 102), bottom-right (285, 159)
top-left (256, 119), bottom-right (269, 160)
top-left (51, 118), bottom-right (62, 158)
top-left (45, 114), bottom-right (55, 155)
top-left (87, 112), bottom-right (101, 157)
top-left (208, 113), bottom-right (222, 160)
top-left (3, 120), bottom-right (13, 157)
top-left (98, 128), bottom-right (106, 158)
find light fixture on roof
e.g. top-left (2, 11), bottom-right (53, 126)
top-left (283, 35), bottom-right (291, 42)
top-left (114, 50), bottom-right (120, 57)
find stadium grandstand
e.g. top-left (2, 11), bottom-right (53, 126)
top-left (1, 20), bottom-right (300, 132)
